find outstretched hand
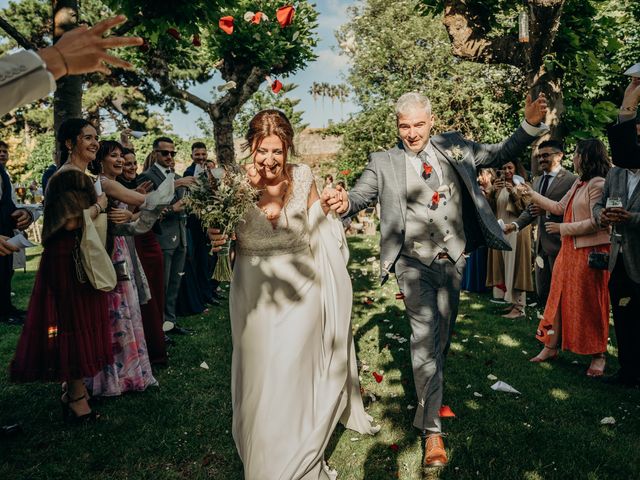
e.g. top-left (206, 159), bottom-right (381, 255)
top-left (622, 77), bottom-right (640, 109)
top-left (524, 92), bottom-right (548, 126)
top-left (37, 15), bottom-right (143, 79)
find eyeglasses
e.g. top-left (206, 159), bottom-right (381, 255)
top-left (536, 152), bottom-right (561, 160)
top-left (155, 149), bottom-right (176, 157)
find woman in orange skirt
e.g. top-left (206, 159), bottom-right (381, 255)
top-left (524, 139), bottom-right (611, 376)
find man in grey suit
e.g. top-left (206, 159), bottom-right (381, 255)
top-left (328, 91), bottom-right (548, 468)
top-left (138, 137), bottom-right (194, 335)
top-left (594, 160), bottom-right (640, 387)
top-left (505, 140), bottom-right (577, 306)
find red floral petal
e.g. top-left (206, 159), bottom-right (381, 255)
top-left (372, 371), bottom-right (383, 383)
top-left (340, 169), bottom-right (351, 175)
top-left (431, 191), bottom-right (440, 205)
top-left (271, 79), bottom-right (283, 93)
top-left (167, 28), bottom-right (180, 40)
top-left (192, 35), bottom-right (201, 47)
top-left (219, 16), bottom-right (235, 35)
top-left (276, 5), bottom-right (295, 27)
top-left (252, 12), bottom-right (264, 24)
top-left (439, 405), bottom-right (456, 418)
top-left (389, 443), bottom-right (399, 452)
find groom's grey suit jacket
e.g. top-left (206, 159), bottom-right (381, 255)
top-left (347, 126), bottom-right (538, 283)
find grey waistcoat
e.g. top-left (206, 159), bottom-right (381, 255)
top-left (401, 155), bottom-right (466, 265)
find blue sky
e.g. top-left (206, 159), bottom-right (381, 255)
top-left (0, 0), bottom-right (357, 136)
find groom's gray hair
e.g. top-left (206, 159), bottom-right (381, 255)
top-left (395, 92), bottom-right (432, 118)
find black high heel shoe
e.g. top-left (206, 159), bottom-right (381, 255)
top-left (61, 394), bottom-right (99, 423)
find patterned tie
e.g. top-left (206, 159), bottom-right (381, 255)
top-left (419, 150), bottom-right (440, 189)
top-left (539, 174), bottom-right (550, 196)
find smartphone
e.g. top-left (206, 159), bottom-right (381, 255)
top-left (496, 169), bottom-right (504, 180)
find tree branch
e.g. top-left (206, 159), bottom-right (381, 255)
top-left (0, 15), bottom-right (36, 50)
top-left (440, 0), bottom-right (565, 72)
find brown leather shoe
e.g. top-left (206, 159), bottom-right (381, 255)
top-left (424, 434), bottom-right (447, 468)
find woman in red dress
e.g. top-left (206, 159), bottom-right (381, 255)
top-left (10, 119), bottom-right (111, 421)
top-left (525, 139), bottom-right (611, 376)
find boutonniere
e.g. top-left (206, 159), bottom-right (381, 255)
top-left (431, 191), bottom-right (440, 207)
top-left (444, 146), bottom-right (465, 162)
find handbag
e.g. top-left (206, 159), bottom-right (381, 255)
top-left (79, 209), bottom-right (117, 291)
top-left (587, 250), bottom-right (609, 270)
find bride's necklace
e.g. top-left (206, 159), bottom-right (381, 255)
top-left (258, 179), bottom-right (288, 223)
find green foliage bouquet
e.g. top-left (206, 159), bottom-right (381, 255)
top-left (185, 168), bottom-right (258, 281)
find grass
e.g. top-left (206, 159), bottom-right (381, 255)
top-left (1, 236), bottom-right (639, 480)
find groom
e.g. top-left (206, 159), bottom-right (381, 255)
top-left (328, 91), bottom-right (547, 468)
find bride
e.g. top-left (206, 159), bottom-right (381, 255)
top-left (209, 110), bottom-right (378, 479)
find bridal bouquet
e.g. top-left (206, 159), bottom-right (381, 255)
top-left (185, 168), bottom-right (258, 281)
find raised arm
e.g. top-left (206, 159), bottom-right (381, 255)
top-left (101, 177), bottom-right (146, 207)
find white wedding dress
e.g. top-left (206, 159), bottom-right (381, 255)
top-left (230, 164), bottom-right (379, 480)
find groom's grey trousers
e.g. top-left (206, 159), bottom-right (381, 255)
top-left (395, 254), bottom-right (465, 434)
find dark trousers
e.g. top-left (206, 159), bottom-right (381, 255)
top-left (395, 254), bottom-right (465, 434)
top-left (535, 251), bottom-right (557, 307)
top-left (0, 253), bottom-right (12, 316)
top-left (609, 254), bottom-right (640, 379)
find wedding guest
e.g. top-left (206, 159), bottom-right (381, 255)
top-left (177, 142), bottom-right (218, 315)
top-left (0, 16), bottom-right (142, 116)
top-left (526, 139), bottom-right (611, 377)
top-left (138, 137), bottom-right (193, 335)
top-left (120, 144), bottom-right (169, 363)
top-left (208, 110), bottom-right (379, 478)
top-left (0, 141), bottom-right (33, 324)
top-left (328, 91), bottom-right (548, 468)
top-left (594, 148), bottom-right (640, 387)
top-left (85, 141), bottom-right (157, 395)
top-left (485, 161), bottom-right (533, 318)
top-left (505, 141), bottom-right (577, 306)
top-left (461, 168), bottom-right (494, 293)
top-left (10, 118), bottom-right (110, 422)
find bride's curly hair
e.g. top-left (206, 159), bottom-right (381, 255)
top-left (244, 109), bottom-right (296, 207)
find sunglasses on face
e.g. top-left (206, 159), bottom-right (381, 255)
top-left (156, 149), bottom-right (176, 157)
top-left (536, 152), bottom-right (561, 160)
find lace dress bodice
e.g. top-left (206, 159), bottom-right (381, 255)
top-left (236, 164), bottom-right (314, 257)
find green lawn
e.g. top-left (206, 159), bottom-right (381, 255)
top-left (1, 237), bottom-right (639, 480)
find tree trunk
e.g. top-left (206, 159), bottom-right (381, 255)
top-left (212, 115), bottom-right (236, 167)
top-left (52, 0), bottom-right (82, 135)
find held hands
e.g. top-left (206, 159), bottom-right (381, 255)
top-left (0, 235), bottom-right (19, 256)
top-left (11, 209), bottom-right (32, 230)
top-left (37, 16), bottom-right (143, 79)
top-left (323, 185), bottom-right (349, 214)
top-left (524, 93), bottom-right (548, 126)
